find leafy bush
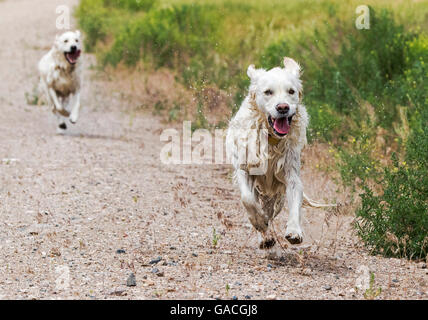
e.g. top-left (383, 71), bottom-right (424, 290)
top-left (104, 4), bottom-right (219, 68)
top-left (103, 0), bottom-right (156, 11)
top-left (356, 55), bottom-right (428, 259)
top-left (75, 0), bottom-right (108, 51)
top-left (356, 151), bottom-right (428, 260)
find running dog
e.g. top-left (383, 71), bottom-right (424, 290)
top-left (226, 57), bottom-right (309, 248)
top-left (38, 30), bottom-right (82, 132)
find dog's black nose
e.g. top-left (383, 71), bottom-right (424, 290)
top-left (276, 103), bottom-right (289, 114)
top-left (70, 45), bottom-right (77, 52)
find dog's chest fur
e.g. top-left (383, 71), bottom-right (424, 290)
top-left (51, 65), bottom-right (79, 97)
top-left (252, 143), bottom-right (287, 196)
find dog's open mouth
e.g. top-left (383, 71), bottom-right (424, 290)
top-left (64, 50), bottom-right (81, 65)
top-left (268, 115), bottom-right (294, 137)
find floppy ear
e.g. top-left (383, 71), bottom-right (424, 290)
top-left (283, 57), bottom-right (301, 78)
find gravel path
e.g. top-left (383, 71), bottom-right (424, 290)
top-left (0, 0), bottom-right (426, 300)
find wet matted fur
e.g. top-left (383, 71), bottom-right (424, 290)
top-left (226, 57), bottom-right (309, 248)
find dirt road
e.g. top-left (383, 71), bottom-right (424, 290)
top-left (0, 0), bottom-right (426, 300)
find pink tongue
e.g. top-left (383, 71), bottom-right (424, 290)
top-left (68, 50), bottom-right (81, 62)
top-left (273, 117), bottom-right (289, 134)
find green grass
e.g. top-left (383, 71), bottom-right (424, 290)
top-left (76, 0), bottom-right (428, 259)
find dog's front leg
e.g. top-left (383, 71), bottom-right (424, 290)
top-left (285, 168), bottom-right (304, 244)
top-left (69, 92), bottom-right (81, 124)
top-left (48, 88), bottom-right (64, 112)
top-left (237, 169), bottom-right (265, 231)
top-left (236, 169), bottom-right (275, 249)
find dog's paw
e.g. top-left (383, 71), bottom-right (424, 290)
top-left (69, 114), bottom-right (78, 124)
top-left (285, 225), bottom-right (303, 245)
top-left (58, 122), bottom-right (67, 130)
top-left (259, 237), bottom-right (276, 250)
top-left (56, 123), bottom-right (67, 134)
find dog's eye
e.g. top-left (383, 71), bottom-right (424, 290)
top-left (64, 39), bottom-right (68, 43)
top-left (76, 39), bottom-right (79, 43)
top-left (288, 89), bottom-right (295, 95)
top-left (264, 89), bottom-right (273, 96)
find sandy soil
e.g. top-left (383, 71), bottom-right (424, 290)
top-left (0, 0), bottom-right (426, 300)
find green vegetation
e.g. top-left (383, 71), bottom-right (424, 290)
top-left (103, 0), bottom-right (156, 11)
top-left (212, 227), bottom-right (220, 248)
top-left (76, 0), bottom-right (428, 259)
top-left (363, 272), bottom-right (382, 299)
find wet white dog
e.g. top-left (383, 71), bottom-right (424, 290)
top-left (38, 30), bottom-right (82, 132)
top-left (226, 57), bottom-right (309, 249)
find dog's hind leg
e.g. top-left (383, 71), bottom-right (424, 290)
top-left (258, 192), bottom-right (285, 250)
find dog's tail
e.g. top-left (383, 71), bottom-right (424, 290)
top-left (302, 192), bottom-right (337, 208)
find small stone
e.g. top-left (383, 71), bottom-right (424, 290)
top-left (151, 268), bottom-right (159, 274)
top-left (266, 294), bottom-right (277, 300)
top-left (116, 249), bottom-right (126, 254)
top-left (149, 257), bottom-right (162, 264)
top-left (421, 263), bottom-right (427, 269)
top-left (192, 253), bottom-right (198, 257)
top-left (392, 279), bottom-right (399, 283)
top-left (232, 296), bottom-right (238, 300)
top-left (156, 272), bottom-right (165, 277)
top-left (323, 285), bottom-right (332, 291)
top-left (245, 295), bottom-right (252, 300)
top-left (126, 273), bottom-right (136, 287)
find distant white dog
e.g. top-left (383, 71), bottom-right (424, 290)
top-left (38, 30), bottom-right (82, 132)
top-left (226, 57), bottom-right (309, 248)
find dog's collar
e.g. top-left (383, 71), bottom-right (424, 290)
top-left (268, 134), bottom-right (281, 146)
